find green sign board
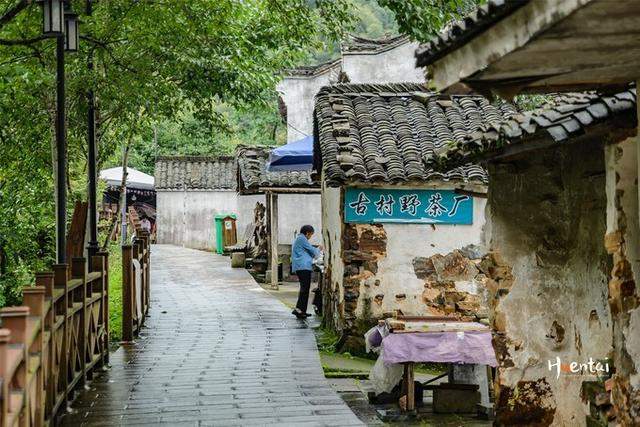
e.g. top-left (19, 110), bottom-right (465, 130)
top-left (344, 188), bottom-right (473, 224)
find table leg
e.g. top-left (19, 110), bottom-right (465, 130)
top-left (406, 362), bottom-right (415, 411)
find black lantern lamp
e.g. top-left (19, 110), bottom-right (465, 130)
top-left (40, 0), bottom-right (65, 36)
top-left (64, 7), bottom-right (79, 52)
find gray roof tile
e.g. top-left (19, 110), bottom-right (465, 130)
top-left (436, 88), bottom-right (637, 165)
top-left (313, 83), bottom-right (518, 187)
top-left (235, 146), bottom-right (316, 194)
top-left (154, 156), bottom-right (236, 190)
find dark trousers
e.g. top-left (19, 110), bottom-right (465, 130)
top-left (295, 270), bottom-right (312, 313)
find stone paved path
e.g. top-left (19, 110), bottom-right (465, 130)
top-left (62, 245), bottom-right (363, 426)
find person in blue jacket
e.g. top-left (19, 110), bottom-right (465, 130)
top-left (291, 225), bottom-right (322, 318)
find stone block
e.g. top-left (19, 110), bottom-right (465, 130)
top-left (231, 252), bottom-right (246, 268)
top-left (432, 384), bottom-right (480, 414)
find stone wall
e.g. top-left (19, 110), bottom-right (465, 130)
top-left (486, 139), bottom-right (613, 426)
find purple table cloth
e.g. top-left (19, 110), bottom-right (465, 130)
top-left (382, 331), bottom-right (497, 367)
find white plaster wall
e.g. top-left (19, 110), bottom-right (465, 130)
top-left (342, 41), bottom-right (425, 84)
top-left (237, 194), bottom-right (265, 238)
top-left (277, 69), bottom-right (337, 143)
top-left (156, 191), bottom-right (185, 247)
top-left (157, 190), bottom-right (238, 250)
top-left (158, 190), bottom-right (321, 251)
top-left (277, 194), bottom-right (322, 246)
top-left (359, 195), bottom-right (487, 316)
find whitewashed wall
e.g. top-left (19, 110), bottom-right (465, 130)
top-left (322, 183), bottom-right (346, 331)
top-left (157, 190), bottom-right (256, 250)
top-left (341, 41), bottom-right (424, 84)
top-left (277, 67), bottom-right (338, 143)
top-left (157, 190), bottom-right (322, 250)
top-left (276, 194), bottom-right (322, 246)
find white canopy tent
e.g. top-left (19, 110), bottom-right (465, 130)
top-left (99, 167), bottom-right (155, 190)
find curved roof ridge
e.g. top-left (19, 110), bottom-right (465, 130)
top-left (316, 82), bottom-right (430, 97)
top-left (284, 58), bottom-right (342, 78)
top-left (342, 34), bottom-right (410, 54)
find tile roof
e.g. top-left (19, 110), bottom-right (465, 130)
top-left (437, 88), bottom-right (637, 166)
top-left (342, 34), bottom-right (410, 54)
top-left (415, 0), bottom-right (528, 67)
top-left (313, 83), bottom-right (518, 187)
top-left (154, 156), bottom-right (236, 190)
top-left (235, 146), bottom-right (317, 194)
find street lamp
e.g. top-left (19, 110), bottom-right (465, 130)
top-left (40, 0), bottom-right (65, 36)
top-left (64, 7), bottom-right (79, 52)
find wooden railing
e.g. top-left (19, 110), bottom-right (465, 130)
top-left (122, 230), bottom-right (151, 342)
top-left (0, 253), bottom-right (109, 426)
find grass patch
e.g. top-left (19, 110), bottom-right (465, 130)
top-left (107, 242), bottom-right (122, 342)
top-left (315, 325), bottom-right (341, 353)
top-left (315, 324), bottom-right (446, 377)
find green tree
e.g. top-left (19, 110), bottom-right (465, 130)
top-left (0, 0), bottom-right (355, 304)
top-left (378, 0), bottom-right (481, 42)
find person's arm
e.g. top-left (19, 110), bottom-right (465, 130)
top-left (301, 237), bottom-right (321, 258)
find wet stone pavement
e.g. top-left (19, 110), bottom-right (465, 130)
top-left (61, 245), bottom-right (363, 426)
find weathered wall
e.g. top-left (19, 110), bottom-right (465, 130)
top-left (604, 137), bottom-right (640, 425)
top-left (364, 195), bottom-right (487, 318)
top-left (322, 182), bottom-right (488, 351)
top-left (487, 140), bottom-right (613, 426)
top-left (321, 182), bottom-right (345, 333)
top-left (341, 41), bottom-right (425, 84)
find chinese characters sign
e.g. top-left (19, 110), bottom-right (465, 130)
top-left (344, 188), bottom-right (473, 224)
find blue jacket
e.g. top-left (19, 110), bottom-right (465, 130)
top-left (291, 234), bottom-right (320, 272)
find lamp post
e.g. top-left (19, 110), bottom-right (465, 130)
top-left (40, 0), bottom-right (67, 263)
top-left (40, 0), bottom-right (79, 264)
top-left (86, 0), bottom-right (99, 258)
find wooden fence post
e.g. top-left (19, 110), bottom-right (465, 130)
top-left (35, 272), bottom-right (55, 421)
top-left (122, 245), bottom-right (134, 342)
top-left (97, 251), bottom-right (109, 365)
top-left (91, 252), bottom-right (109, 367)
top-left (53, 264), bottom-right (69, 411)
top-left (140, 231), bottom-right (150, 314)
top-left (0, 328), bottom-right (10, 426)
top-left (1, 306), bottom-right (30, 425)
top-left (23, 286), bottom-right (46, 426)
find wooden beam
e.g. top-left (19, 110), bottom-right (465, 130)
top-left (429, 0), bottom-right (590, 91)
top-left (269, 193), bottom-right (279, 290)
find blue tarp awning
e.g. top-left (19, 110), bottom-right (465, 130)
top-left (267, 135), bottom-right (313, 172)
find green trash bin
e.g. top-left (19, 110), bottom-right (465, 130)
top-left (214, 213), bottom-right (237, 254)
